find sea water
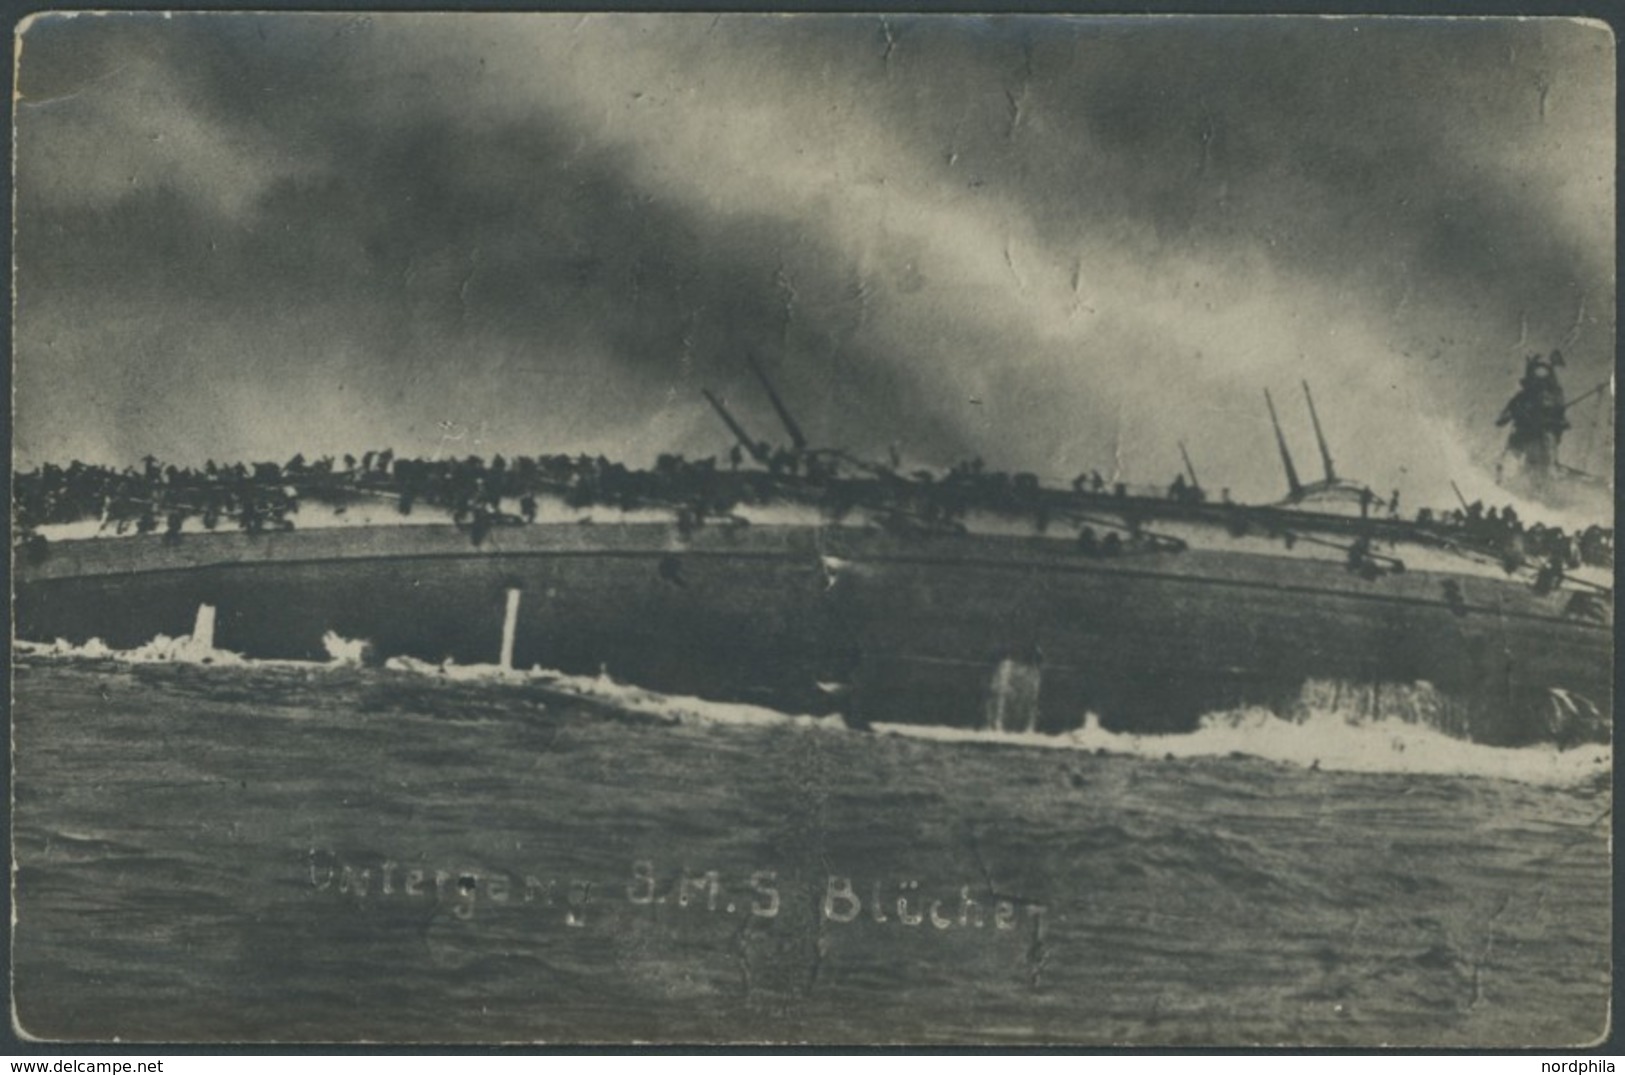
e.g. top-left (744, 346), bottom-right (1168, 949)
top-left (10, 637), bottom-right (1612, 1046)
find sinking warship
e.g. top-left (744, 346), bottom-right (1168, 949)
top-left (13, 363), bottom-right (1613, 747)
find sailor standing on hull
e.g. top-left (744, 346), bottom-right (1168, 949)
top-left (1497, 351), bottom-right (1570, 475)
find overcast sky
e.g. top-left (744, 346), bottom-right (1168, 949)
top-left (13, 13), bottom-right (1614, 503)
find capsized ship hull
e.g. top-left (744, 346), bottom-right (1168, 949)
top-left (14, 518), bottom-right (1611, 746)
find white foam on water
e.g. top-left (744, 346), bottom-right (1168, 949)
top-left (874, 707), bottom-right (1610, 787)
top-left (15, 632), bottom-right (333, 671)
top-left (126, 632), bottom-right (242, 664)
top-left (540, 671), bottom-right (844, 732)
top-left (25, 603), bottom-right (239, 663)
top-left (16, 637), bottom-right (118, 659)
top-left (15, 636), bottom-right (1608, 785)
top-left (378, 655), bottom-right (844, 731)
top-left (321, 631), bottom-right (371, 666)
top-left (16, 633), bottom-right (247, 665)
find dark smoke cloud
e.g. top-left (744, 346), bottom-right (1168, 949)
top-left (13, 13), bottom-right (1613, 504)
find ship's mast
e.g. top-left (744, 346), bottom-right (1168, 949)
top-left (1264, 389), bottom-right (1304, 499)
top-left (701, 389), bottom-right (770, 463)
top-left (1301, 381), bottom-right (1338, 484)
top-left (747, 354), bottom-right (809, 452)
top-left (1178, 440), bottom-right (1201, 491)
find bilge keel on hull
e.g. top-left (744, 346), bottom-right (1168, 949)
top-left (15, 520), bottom-right (1609, 746)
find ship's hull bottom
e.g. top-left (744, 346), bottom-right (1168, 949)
top-left (14, 530), bottom-right (1611, 749)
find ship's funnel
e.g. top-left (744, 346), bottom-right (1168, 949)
top-left (1302, 381), bottom-right (1338, 484)
top-left (1264, 389), bottom-right (1304, 499)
